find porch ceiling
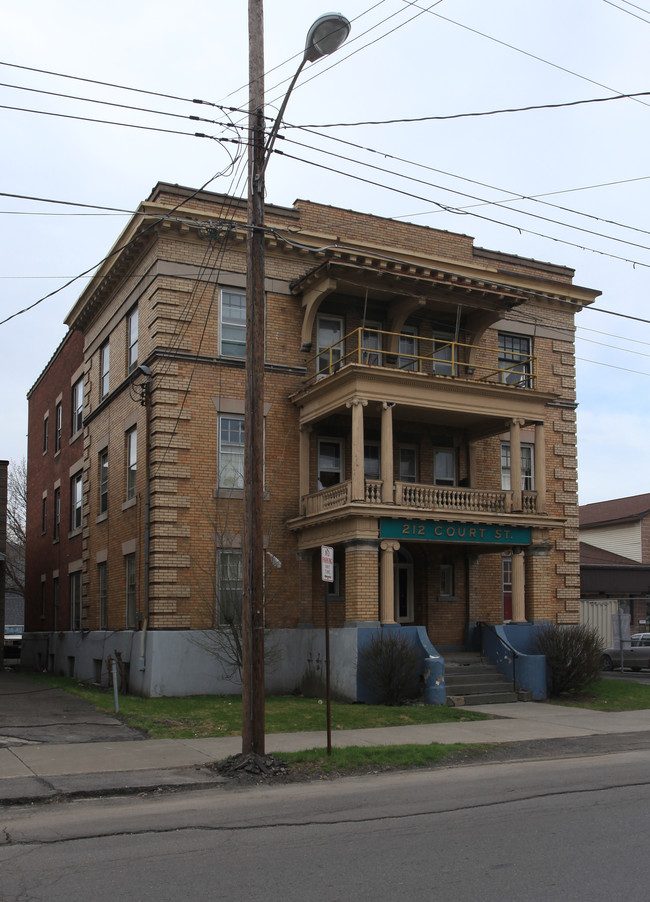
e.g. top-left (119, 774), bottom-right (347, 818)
top-left (290, 364), bottom-right (555, 437)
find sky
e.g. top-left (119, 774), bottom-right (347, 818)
top-left (1, 0), bottom-right (649, 505)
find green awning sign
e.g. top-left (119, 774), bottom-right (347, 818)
top-left (380, 519), bottom-right (531, 544)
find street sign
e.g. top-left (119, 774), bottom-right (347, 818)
top-left (321, 545), bottom-right (334, 582)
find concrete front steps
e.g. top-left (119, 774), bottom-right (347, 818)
top-left (443, 652), bottom-right (520, 706)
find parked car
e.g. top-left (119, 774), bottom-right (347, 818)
top-left (601, 633), bottom-right (650, 672)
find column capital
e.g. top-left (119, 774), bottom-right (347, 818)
top-left (382, 401), bottom-right (395, 411)
top-left (346, 398), bottom-right (368, 409)
top-left (380, 539), bottom-right (400, 553)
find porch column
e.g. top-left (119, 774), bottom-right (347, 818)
top-left (381, 402), bottom-right (395, 503)
top-left (534, 422), bottom-right (546, 513)
top-left (510, 418), bottom-right (523, 512)
top-left (511, 546), bottom-right (526, 623)
top-left (379, 539), bottom-right (399, 624)
top-left (299, 425), bottom-right (310, 509)
top-left (347, 398), bottom-right (367, 501)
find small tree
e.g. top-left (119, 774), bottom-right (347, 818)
top-left (533, 623), bottom-right (603, 696)
top-left (358, 630), bottom-right (421, 705)
top-left (6, 458), bottom-right (26, 596)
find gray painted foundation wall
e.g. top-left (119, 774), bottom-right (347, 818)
top-left (21, 628), bottom-right (362, 699)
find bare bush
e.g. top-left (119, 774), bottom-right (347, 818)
top-left (358, 630), bottom-right (421, 706)
top-left (533, 623), bottom-right (603, 696)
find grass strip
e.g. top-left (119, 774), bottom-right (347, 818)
top-left (281, 742), bottom-right (491, 775)
top-left (551, 678), bottom-right (650, 712)
top-left (23, 673), bottom-right (489, 739)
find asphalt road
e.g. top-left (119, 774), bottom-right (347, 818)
top-left (1, 749), bottom-right (648, 901)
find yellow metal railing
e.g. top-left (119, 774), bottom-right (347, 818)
top-left (307, 327), bottom-right (537, 388)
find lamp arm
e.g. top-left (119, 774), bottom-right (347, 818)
top-left (258, 57), bottom-right (307, 186)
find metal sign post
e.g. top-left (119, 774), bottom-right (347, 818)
top-left (321, 545), bottom-right (334, 756)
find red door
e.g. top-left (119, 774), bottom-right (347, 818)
top-left (502, 557), bottom-right (513, 622)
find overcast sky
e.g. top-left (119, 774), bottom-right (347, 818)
top-left (1, 0), bottom-right (649, 504)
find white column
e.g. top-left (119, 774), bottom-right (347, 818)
top-left (347, 399), bottom-right (367, 501)
top-left (380, 539), bottom-right (399, 624)
top-left (511, 547), bottom-right (526, 622)
top-left (534, 422), bottom-right (546, 513)
top-left (510, 418), bottom-right (523, 512)
top-left (381, 402), bottom-right (395, 503)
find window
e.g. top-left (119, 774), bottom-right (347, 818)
top-left (218, 416), bottom-right (245, 488)
top-left (218, 550), bottom-right (243, 626)
top-left (70, 571), bottom-right (82, 630)
top-left (501, 442), bottom-right (535, 491)
top-left (41, 579), bottom-right (46, 620)
top-left (364, 442), bottom-right (381, 480)
top-left (98, 562), bottom-right (107, 630)
top-left (398, 326), bottom-right (419, 372)
top-left (55, 402), bottom-right (62, 453)
top-left (498, 333), bottom-right (531, 385)
top-left (99, 449), bottom-right (108, 514)
top-left (502, 556), bottom-right (513, 621)
top-left (434, 448), bottom-right (455, 486)
top-left (71, 378), bottom-right (83, 435)
top-left (100, 341), bottom-right (110, 399)
top-left (43, 415), bottom-right (48, 453)
top-left (318, 439), bottom-right (343, 488)
top-left (41, 496), bottom-right (47, 534)
top-left (399, 446), bottom-right (418, 483)
top-left (53, 576), bottom-right (59, 631)
top-left (317, 315), bottom-right (344, 376)
top-left (53, 487), bottom-right (61, 540)
top-left (127, 307), bottom-right (139, 373)
top-left (219, 289), bottom-right (247, 358)
top-left (126, 427), bottom-right (137, 500)
top-left (361, 322), bottom-right (382, 366)
top-left (125, 553), bottom-right (136, 628)
top-left (440, 561), bottom-right (455, 598)
top-left (71, 472), bottom-right (83, 531)
top-left (433, 335), bottom-right (455, 376)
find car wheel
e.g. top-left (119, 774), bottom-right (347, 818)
top-left (601, 654), bottom-right (613, 671)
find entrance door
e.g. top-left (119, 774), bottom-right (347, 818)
top-left (395, 561), bottom-right (414, 622)
top-left (502, 556), bottom-right (513, 621)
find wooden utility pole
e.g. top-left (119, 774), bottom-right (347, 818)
top-left (241, 0), bottom-right (266, 756)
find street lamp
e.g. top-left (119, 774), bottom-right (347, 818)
top-left (242, 6), bottom-right (351, 757)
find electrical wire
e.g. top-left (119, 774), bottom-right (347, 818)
top-left (602, 0), bottom-right (650, 24)
top-left (294, 89), bottom-right (650, 128)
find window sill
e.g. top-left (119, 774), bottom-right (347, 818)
top-left (68, 527), bottom-right (83, 539)
top-left (213, 488), bottom-right (270, 500)
top-left (122, 497), bottom-right (137, 511)
top-left (70, 429), bottom-right (83, 444)
top-left (53, 537), bottom-right (60, 545)
top-left (439, 594), bottom-right (458, 602)
top-left (96, 511), bottom-right (108, 524)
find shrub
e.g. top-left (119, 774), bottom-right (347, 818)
top-left (533, 623), bottom-right (603, 696)
top-left (358, 630), bottom-right (421, 705)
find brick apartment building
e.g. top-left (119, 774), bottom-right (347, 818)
top-left (22, 183), bottom-right (599, 697)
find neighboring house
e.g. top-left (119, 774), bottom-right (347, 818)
top-left (23, 183), bottom-right (599, 696)
top-left (0, 459), bottom-right (7, 666)
top-left (580, 493), bottom-right (650, 636)
top-left (24, 330), bottom-right (85, 659)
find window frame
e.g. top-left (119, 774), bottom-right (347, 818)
top-left (500, 441), bottom-right (535, 491)
top-left (70, 471), bottom-right (83, 531)
top-left (498, 332), bottom-right (532, 386)
top-left (126, 427), bottom-right (137, 500)
top-left (53, 487), bottom-right (61, 541)
top-left (219, 288), bottom-right (247, 359)
top-left (100, 341), bottom-right (110, 400)
top-left (398, 445), bottom-right (418, 483)
top-left (70, 571), bottom-right (82, 631)
top-left (433, 447), bottom-right (456, 487)
top-left (218, 414), bottom-right (245, 489)
top-left (398, 325), bottom-right (419, 372)
top-left (127, 306), bottom-right (139, 374)
top-left (41, 495), bottom-right (47, 534)
top-left (43, 415), bottom-right (49, 454)
top-left (363, 441), bottom-right (381, 480)
top-left (55, 402), bottom-right (62, 453)
top-left (99, 448), bottom-right (109, 514)
top-left (125, 552), bottom-right (137, 629)
top-left (318, 438), bottom-right (343, 489)
top-left (316, 314), bottom-right (344, 376)
top-left (217, 549), bottom-right (243, 627)
top-left (71, 378), bottom-right (83, 436)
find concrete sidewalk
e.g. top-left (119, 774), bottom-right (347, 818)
top-left (3, 701), bottom-right (650, 803)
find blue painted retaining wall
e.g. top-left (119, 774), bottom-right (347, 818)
top-left (481, 623), bottom-right (547, 700)
top-left (356, 625), bottom-right (446, 705)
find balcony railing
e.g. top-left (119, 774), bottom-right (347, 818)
top-left (303, 480), bottom-right (538, 516)
top-left (307, 328), bottom-right (536, 388)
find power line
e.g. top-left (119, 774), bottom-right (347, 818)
top-left (294, 89), bottom-right (650, 128)
top-left (577, 356), bottom-right (650, 376)
top-left (602, 0), bottom-right (650, 24)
